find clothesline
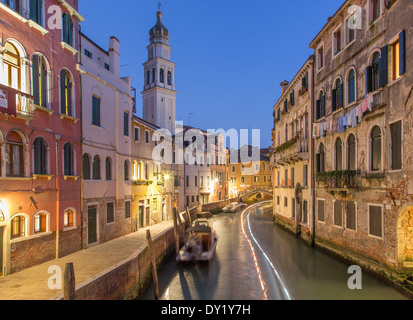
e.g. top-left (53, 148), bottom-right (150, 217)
top-left (313, 95), bottom-right (373, 138)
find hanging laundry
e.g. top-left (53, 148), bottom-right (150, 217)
top-left (367, 94), bottom-right (373, 111)
top-left (351, 109), bottom-right (357, 128)
top-left (313, 124), bottom-right (317, 138)
top-left (320, 122), bottom-right (324, 138)
top-left (347, 113), bottom-right (352, 127)
top-left (338, 116), bottom-right (344, 134)
top-left (357, 105), bottom-right (362, 123)
top-left (361, 98), bottom-right (368, 113)
top-left (326, 121), bottom-right (330, 133)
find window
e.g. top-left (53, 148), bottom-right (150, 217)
top-left (104, 63), bottom-right (110, 71)
top-left (60, 69), bottom-right (73, 116)
top-left (371, 0), bottom-right (381, 22)
top-left (6, 131), bottom-right (24, 177)
top-left (124, 160), bottom-right (130, 181)
top-left (4, 42), bottom-right (21, 90)
top-left (195, 176), bottom-right (198, 187)
top-left (254, 176), bottom-right (259, 183)
top-left (145, 163), bottom-right (149, 180)
top-left (347, 69), bottom-right (356, 104)
top-left (334, 201), bottom-right (343, 227)
top-left (33, 137), bottom-right (47, 175)
top-left (63, 142), bottom-right (74, 176)
top-left (107, 203), bottom-right (114, 223)
top-left (291, 168), bottom-right (295, 187)
top-left (64, 209), bottom-right (74, 228)
top-left (346, 15), bottom-right (356, 44)
top-left (317, 45), bottom-right (324, 70)
top-left (284, 169), bottom-right (288, 187)
top-left (32, 54), bottom-right (48, 108)
top-left (84, 49), bottom-right (93, 59)
top-left (167, 71), bottom-right (172, 85)
top-left (347, 134), bottom-right (357, 171)
top-left (82, 154), bottom-right (91, 181)
top-left (303, 165), bottom-right (308, 187)
top-left (379, 30), bottom-right (406, 87)
top-left (335, 138), bottom-right (343, 171)
top-left (371, 126), bottom-right (382, 171)
top-left (332, 78), bottom-right (343, 111)
top-left (160, 69), bottom-right (164, 83)
top-left (147, 71), bottom-right (150, 85)
top-left (11, 215), bottom-right (26, 239)
top-left (316, 143), bottom-right (325, 173)
top-left (152, 198), bottom-right (158, 212)
top-left (134, 127), bottom-right (140, 141)
top-left (125, 201), bottom-right (131, 219)
top-left (34, 212), bottom-right (47, 234)
top-left (145, 131), bottom-right (150, 144)
top-left (92, 96), bottom-right (101, 127)
top-left (186, 175), bottom-right (190, 187)
top-left (302, 201), bottom-right (308, 224)
top-left (388, 38), bottom-right (401, 82)
top-left (390, 121), bottom-right (402, 170)
top-left (152, 68), bottom-right (155, 83)
top-left (30, 0), bottom-right (43, 25)
top-left (62, 13), bottom-right (73, 46)
top-left (318, 200), bottom-right (325, 222)
top-left (292, 198), bottom-right (296, 219)
top-left (284, 197), bottom-right (288, 208)
top-left (369, 205), bottom-right (383, 238)
top-left (367, 52), bottom-right (381, 93)
top-left (346, 201), bottom-right (356, 231)
top-left (333, 28), bottom-right (342, 55)
top-left (124, 112), bottom-right (129, 137)
top-left (316, 90), bottom-right (326, 120)
top-left (93, 155), bottom-right (101, 180)
top-left (105, 157), bottom-right (112, 181)
top-left (241, 177), bottom-right (245, 183)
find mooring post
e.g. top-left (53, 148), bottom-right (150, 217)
top-left (172, 208), bottom-right (180, 254)
top-left (64, 263), bottom-right (76, 300)
top-left (146, 230), bottom-right (160, 300)
top-left (186, 206), bottom-right (192, 227)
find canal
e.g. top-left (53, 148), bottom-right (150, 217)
top-left (141, 203), bottom-right (408, 300)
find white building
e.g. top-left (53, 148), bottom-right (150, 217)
top-left (79, 34), bottom-right (134, 247)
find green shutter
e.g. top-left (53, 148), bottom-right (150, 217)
top-left (399, 30), bottom-right (406, 75)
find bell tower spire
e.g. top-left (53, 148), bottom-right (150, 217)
top-left (142, 8), bottom-right (177, 134)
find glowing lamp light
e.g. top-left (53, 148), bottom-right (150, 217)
top-left (164, 174), bottom-right (170, 181)
top-left (0, 200), bottom-right (9, 222)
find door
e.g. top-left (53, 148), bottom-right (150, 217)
top-left (138, 206), bottom-right (144, 229)
top-left (88, 207), bottom-right (97, 244)
top-left (0, 227), bottom-right (3, 277)
top-left (146, 207), bottom-right (150, 227)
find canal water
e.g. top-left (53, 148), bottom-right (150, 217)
top-left (141, 203), bottom-right (408, 300)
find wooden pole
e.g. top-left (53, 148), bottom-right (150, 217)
top-left (146, 230), bottom-right (160, 300)
top-left (64, 263), bottom-right (76, 300)
top-left (172, 208), bottom-right (180, 254)
top-left (186, 207), bottom-right (192, 227)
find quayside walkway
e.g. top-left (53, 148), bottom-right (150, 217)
top-left (0, 221), bottom-right (173, 300)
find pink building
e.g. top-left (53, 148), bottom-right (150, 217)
top-left (0, 0), bottom-right (84, 275)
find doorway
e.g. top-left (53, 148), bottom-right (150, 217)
top-left (88, 206), bottom-right (98, 245)
top-left (398, 206), bottom-right (413, 269)
top-left (138, 206), bottom-right (144, 229)
top-left (0, 227), bottom-right (4, 277)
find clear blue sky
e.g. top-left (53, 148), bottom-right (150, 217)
top-left (79, 0), bottom-right (344, 148)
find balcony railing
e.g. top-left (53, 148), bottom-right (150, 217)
top-left (0, 84), bottom-right (35, 119)
top-left (0, 0), bottom-right (30, 19)
top-left (316, 170), bottom-right (361, 189)
top-left (274, 133), bottom-right (309, 165)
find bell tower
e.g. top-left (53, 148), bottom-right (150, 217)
top-left (142, 7), bottom-right (177, 134)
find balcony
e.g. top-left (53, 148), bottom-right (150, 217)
top-left (0, 84), bottom-right (35, 120)
top-left (0, 0), bottom-right (30, 20)
top-left (274, 134), bottom-right (309, 166)
top-left (316, 170), bottom-right (361, 190)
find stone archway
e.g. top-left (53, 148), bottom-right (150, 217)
top-left (398, 206), bottom-right (413, 270)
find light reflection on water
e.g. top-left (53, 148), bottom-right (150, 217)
top-left (140, 205), bottom-right (408, 301)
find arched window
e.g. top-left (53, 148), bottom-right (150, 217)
top-left (63, 142), bottom-right (74, 176)
top-left (105, 157), bottom-right (112, 181)
top-left (167, 71), bottom-right (172, 85)
top-left (33, 137), bottom-right (47, 175)
top-left (63, 209), bottom-right (74, 228)
top-left (372, 52), bottom-right (380, 91)
top-left (92, 155), bottom-right (101, 180)
top-left (6, 131), bottom-right (24, 177)
top-left (152, 68), bottom-right (155, 83)
top-left (147, 70), bottom-right (150, 85)
top-left (124, 160), bottom-right (130, 181)
top-left (285, 123), bottom-right (288, 142)
top-left (82, 154), bottom-right (91, 180)
top-left (34, 212), bottom-right (47, 234)
top-left (348, 134), bottom-right (357, 171)
top-left (371, 126), bottom-right (382, 171)
top-left (317, 143), bottom-right (325, 173)
top-left (4, 42), bottom-right (21, 90)
top-left (11, 215), bottom-right (26, 239)
top-left (62, 13), bottom-right (73, 46)
top-left (60, 69), bottom-right (73, 116)
top-left (333, 78), bottom-right (343, 111)
top-left (32, 55), bottom-right (48, 108)
top-left (335, 138), bottom-right (343, 171)
top-left (348, 69), bottom-right (355, 104)
top-left (160, 68), bottom-right (164, 83)
top-left (145, 162), bottom-right (149, 180)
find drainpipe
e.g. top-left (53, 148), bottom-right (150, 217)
top-left (78, 23), bottom-right (84, 249)
top-left (55, 135), bottom-right (60, 259)
top-left (310, 55), bottom-right (316, 248)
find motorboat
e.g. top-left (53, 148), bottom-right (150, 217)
top-left (177, 219), bottom-right (218, 263)
top-left (222, 202), bottom-right (238, 213)
top-left (228, 202), bottom-right (247, 213)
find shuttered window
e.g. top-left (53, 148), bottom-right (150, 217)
top-left (302, 201), bottom-right (308, 224)
top-left (92, 96), bottom-right (101, 127)
top-left (125, 201), bottom-right (131, 219)
top-left (390, 121), bottom-right (402, 170)
top-left (369, 205), bottom-right (383, 238)
top-left (346, 201), bottom-right (356, 230)
top-left (32, 55), bottom-right (47, 107)
top-left (107, 202), bottom-right (114, 224)
top-left (318, 200), bottom-right (325, 222)
top-left (334, 201), bottom-right (343, 227)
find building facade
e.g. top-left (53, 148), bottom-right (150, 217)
top-left (79, 34), bottom-right (134, 247)
top-left (0, 0), bottom-right (84, 275)
top-left (272, 58), bottom-right (314, 240)
top-left (309, 0), bottom-right (412, 273)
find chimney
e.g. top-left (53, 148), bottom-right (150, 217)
top-left (109, 36), bottom-right (120, 78)
top-left (280, 80), bottom-right (289, 94)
